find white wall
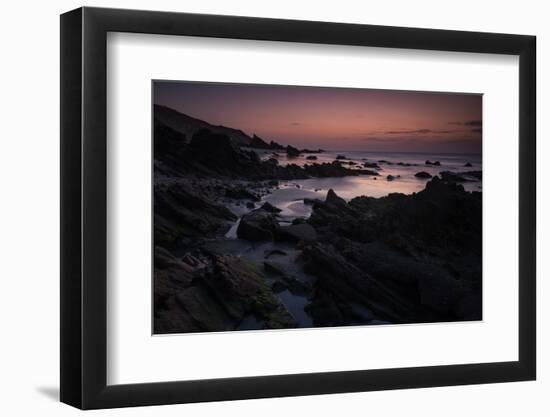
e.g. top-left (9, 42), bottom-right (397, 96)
top-left (0, 0), bottom-right (546, 415)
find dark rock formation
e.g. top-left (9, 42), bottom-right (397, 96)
top-left (155, 117), bottom-right (379, 181)
top-left (237, 209), bottom-right (279, 242)
top-left (425, 160), bottom-right (441, 166)
top-left (260, 201), bottom-right (282, 213)
top-left (302, 181), bottom-right (482, 325)
top-left (249, 134), bottom-right (285, 150)
top-left (325, 189), bottom-right (347, 207)
top-left (154, 180), bottom-right (237, 248)
top-left (387, 175), bottom-right (396, 181)
top-left (363, 161), bottom-right (381, 169)
top-left (300, 148), bottom-right (325, 154)
top-left (306, 155), bottom-right (318, 160)
top-left (414, 171), bottom-right (433, 179)
top-left (286, 145), bottom-right (301, 158)
top-left (155, 253), bottom-right (296, 333)
top-left (464, 162), bottom-right (473, 167)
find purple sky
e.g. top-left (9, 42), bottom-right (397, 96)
top-left (154, 81), bottom-right (482, 154)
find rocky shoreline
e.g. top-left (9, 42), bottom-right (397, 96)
top-left (153, 108), bottom-right (482, 334)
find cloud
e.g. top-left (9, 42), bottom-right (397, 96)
top-left (385, 128), bottom-right (432, 134)
top-left (385, 128), bottom-right (454, 135)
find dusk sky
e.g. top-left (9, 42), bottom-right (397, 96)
top-left (154, 81), bottom-right (482, 154)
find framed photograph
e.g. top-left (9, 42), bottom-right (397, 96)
top-left (60, 7), bottom-right (536, 409)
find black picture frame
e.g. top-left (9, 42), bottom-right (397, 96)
top-left (60, 6), bottom-right (536, 410)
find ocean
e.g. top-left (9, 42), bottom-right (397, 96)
top-left (256, 149), bottom-right (482, 221)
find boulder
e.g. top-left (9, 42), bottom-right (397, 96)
top-left (306, 155), bottom-right (318, 160)
top-left (425, 160), bottom-right (441, 166)
top-left (414, 171), bottom-right (433, 179)
top-left (386, 175), bottom-right (396, 181)
top-left (237, 209), bottom-right (279, 241)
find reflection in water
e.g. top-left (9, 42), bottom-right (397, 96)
top-left (261, 150), bottom-right (481, 205)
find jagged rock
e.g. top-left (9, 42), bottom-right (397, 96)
top-left (286, 145), bottom-right (301, 157)
top-left (386, 175), bottom-right (395, 181)
top-left (154, 180), bottom-right (237, 247)
top-left (249, 134), bottom-right (284, 150)
top-left (464, 162), bottom-right (473, 167)
top-left (336, 154), bottom-right (347, 160)
top-left (306, 155), bottom-right (318, 160)
top-left (155, 255), bottom-right (296, 333)
top-left (425, 160), bottom-right (441, 166)
top-left (301, 177), bottom-right (482, 325)
top-left (325, 189), bottom-right (347, 206)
